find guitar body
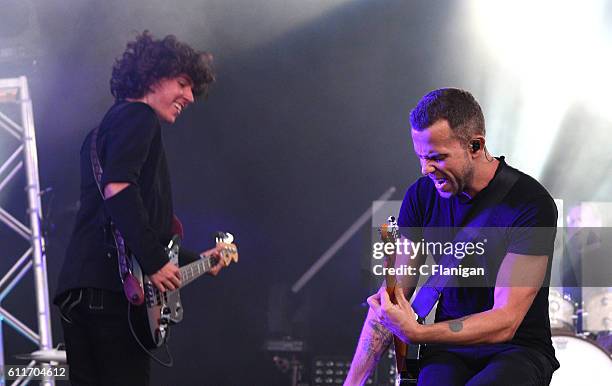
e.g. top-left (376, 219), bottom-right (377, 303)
top-left (130, 235), bottom-right (183, 348)
top-left (397, 344), bottom-right (420, 385)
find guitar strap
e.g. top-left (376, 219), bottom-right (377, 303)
top-left (411, 160), bottom-right (521, 320)
top-left (89, 126), bottom-right (140, 304)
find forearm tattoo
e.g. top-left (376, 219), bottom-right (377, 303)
top-left (361, 319), bottom-right (393, 360)
top-left (448, 316), bottom-right (470, 333)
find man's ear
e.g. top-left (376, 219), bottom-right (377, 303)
top-left (469, 136), bottom-right (485, 157)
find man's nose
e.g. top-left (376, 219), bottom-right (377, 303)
top-left (420, 159), bottom-right (434, 176)
top-left (184, 87), bottom-right (194, 104)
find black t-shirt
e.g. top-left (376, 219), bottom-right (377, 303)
top-left (397, 157), bottom-right (559, 366)
top-left (55, 101), bottom-right (196, 298)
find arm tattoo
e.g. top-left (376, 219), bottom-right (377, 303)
top-left (448, 316), bottom-right (470, 333)
top-left (361, 319), bottom-right (393, 360)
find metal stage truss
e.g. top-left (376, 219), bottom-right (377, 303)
top-left (0, 76), bottom-right (55, 386)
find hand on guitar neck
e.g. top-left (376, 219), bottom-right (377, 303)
top-left (149, 243), bottom-right (231, 292)
top-left (199, 244), bottom-right (227, 276)
top-left (368, 286), bottom-right (421, 344)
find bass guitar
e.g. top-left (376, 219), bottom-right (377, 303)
top-left (128, 231), bottom-right (238, 348)
top-left (379, 217), bottom-right (420, 385)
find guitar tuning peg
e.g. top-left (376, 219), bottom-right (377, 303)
top-left (214, 231), bottom-right (234, 244)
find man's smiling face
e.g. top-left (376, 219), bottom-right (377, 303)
top-left (144, 75), bottom-right (194, 124)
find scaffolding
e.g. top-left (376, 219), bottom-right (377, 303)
top-left (0, 76), bottom-right (54, 386)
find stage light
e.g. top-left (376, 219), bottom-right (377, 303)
top-left (465, 0), bottom-right (612, 180)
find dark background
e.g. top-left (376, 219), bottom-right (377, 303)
top-left (0, 0), bottom-right (610, 385)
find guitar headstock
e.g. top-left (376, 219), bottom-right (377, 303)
top-left (215, 231), bottom-right (239, 266)
top-left (379, 216), bottom-right (399, 244)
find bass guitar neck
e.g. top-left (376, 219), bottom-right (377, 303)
top-left (379, 217), bottom-right (420, 385)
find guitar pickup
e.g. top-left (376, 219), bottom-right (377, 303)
top-left (144, 283), bottom-right (160, 307)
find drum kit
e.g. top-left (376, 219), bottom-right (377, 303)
top-left (548, 287), bottom-right (612, 385)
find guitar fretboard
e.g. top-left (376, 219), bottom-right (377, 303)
top-left (180, 256), bottom-right (215, 287)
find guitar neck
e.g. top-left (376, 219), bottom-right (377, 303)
top-left (384, 252), bottom-right (399, 301)
top-left (180, 256), bottom-right (215, 288)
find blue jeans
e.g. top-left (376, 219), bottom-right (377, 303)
top-left (58, 288), bottom-right (150, 386)
top-left (417, 343), bottom-right (556, 386)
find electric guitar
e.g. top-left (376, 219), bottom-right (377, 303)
top-left (128, 231), bottom-right (238, 348)
top-left (379, 217), bottom-right (420, 385)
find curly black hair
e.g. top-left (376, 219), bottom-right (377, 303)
top-left (110, 30), bottom-right (215, 100)
top-left (410, 88), bottom-right (485, 144)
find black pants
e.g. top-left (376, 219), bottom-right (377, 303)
top-left (417, 343), bottom-right (556, 386)
top-left (58, 288), bottom-right (150, 386)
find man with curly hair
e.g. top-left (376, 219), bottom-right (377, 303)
top-left (55, 31), bottom-right (220, 385)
